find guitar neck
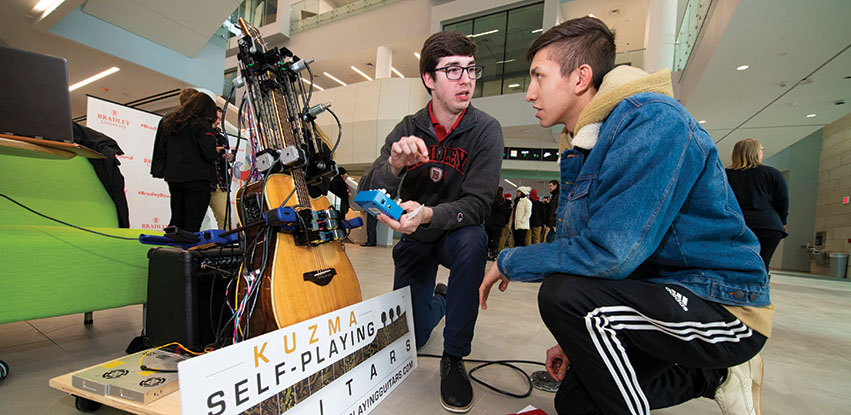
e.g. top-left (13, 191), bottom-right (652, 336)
top-left (237, 17), bottom-right (322, 208)
top-left (270, 89), bottom-right (312, 207)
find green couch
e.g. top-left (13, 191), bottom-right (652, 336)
top-left (0, 154), bottom-right (151, 325)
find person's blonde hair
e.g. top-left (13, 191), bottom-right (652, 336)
top-left (729, 138), bottom-right (762, 170)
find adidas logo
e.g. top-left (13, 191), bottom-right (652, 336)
top-left (665, 287), bottom-right (689, 311)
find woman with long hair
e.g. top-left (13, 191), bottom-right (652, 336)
top-left (726, 138), bottom-right (789, 272)
top-left (160, 92), bottom-right (220, 232)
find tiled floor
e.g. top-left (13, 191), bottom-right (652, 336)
top-left (1, 243), bottom-right (850, 414)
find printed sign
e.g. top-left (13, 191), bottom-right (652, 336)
top-left (86, 96), bottom-right (169, 230)
top-left (178, 287), bottom-right (417, 415)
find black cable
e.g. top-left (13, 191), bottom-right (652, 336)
top-left (326, 107), bottom-right (343, 155)
top-left (198, 244), bottom-right (240, 351)
top-left (246, 226), bottom-right (272, 323)
top-left (221, 85), bottom-right (237, 230)
top-left (234, 95), bottom-right (248, 158)
top-left (0, 359), bottom-right (9, 384)
top-left (0, 193), bottom-right (137, 241)
top-left (230, 207), bottom-right (268, 343)
top-left (417, 353), bottom-right (547, 398)
top-left (221, 85), bottom-right (236, 134)
top-left (139, 365), bottom-right (177, 373)
top-left (206, 244), bottom-right (242, 351)
top-left (304, 63), bottom-right (314, 106)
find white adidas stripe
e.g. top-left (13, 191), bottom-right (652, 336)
top-left (583, 305), bottom-right (755, 415)
top-left (586, 314), bottom-right (650, 415)
top-left (610, 324), bottom-right (752, 343)
top-left (598, 306), bottom-right (753, 343)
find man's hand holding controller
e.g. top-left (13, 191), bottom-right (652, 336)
top-left (377, 135), bottom-right (434, 233)
top-left (377, 200), bottom-right (432, 235)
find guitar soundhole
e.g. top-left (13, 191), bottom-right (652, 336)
top-left (303, 268), bottom-right (337, 286)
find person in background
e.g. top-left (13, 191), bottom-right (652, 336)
top-left (160, 93), bottom-right (220, 232)
top-left (209, 106), bottom-right (235, 229)
top-left (529, 188), bottom-right (546, 244)
top-left (150, 88), bottom-right (199, 179)
top-left (479, 17), bottom-right (771, 415)
top-left (362, 214), bottom-right (378, 247)
top-left (545, 179), bottom-right (559, 242)
top-left (357, 31), bottom-right (504, 413)
top-left (512, 186), bottom-right (532, 247)
top-left (540, 195), bottom-right (551, 241)
top-left (485, 187), bottom-right (511, 260)
top-left (726, 138), bottom-right (789, 272)
top-left (496, 192), bottom-right (513, 253)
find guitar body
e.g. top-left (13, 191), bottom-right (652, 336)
top-left (236, 174), bottom-right (362, 337)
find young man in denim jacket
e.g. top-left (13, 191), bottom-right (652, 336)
top-left (479, 17), bottom-right (772, 415)
top-left (359, 31), bottom-right (503, 413)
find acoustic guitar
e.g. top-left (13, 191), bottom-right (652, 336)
top-left (234, 19), bottom-right (361, 338)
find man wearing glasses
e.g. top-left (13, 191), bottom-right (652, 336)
top-left (358, 31), bottom-right (503, 413)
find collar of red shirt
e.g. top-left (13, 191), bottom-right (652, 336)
top-left (428, 100), bottom-right (466, 143)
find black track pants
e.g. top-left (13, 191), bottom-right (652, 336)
top-left (538, 275), bottom-right (766, 415)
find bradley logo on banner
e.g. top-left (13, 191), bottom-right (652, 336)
top-left (86, 96), bottom-right (170, 230)
top-left (178, 287), bottom-right (417, 415)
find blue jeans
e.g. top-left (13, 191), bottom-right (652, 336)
top-left (392, 225), bottom-right (487, 357)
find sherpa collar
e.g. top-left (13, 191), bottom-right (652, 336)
top-left (559, 66), bottom-right (674, 152)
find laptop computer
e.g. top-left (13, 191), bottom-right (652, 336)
top-left (0, 45), bottom-right (74, 142)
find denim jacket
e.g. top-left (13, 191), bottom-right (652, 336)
top-left (497, 92), bottom-right (770, 307)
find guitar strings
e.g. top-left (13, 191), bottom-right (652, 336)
top-left (271, 84), bottom-right (326, 272)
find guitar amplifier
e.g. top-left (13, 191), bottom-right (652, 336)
top-left (145, 246), bottom-right (242, 351)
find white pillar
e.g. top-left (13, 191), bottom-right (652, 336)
top-left (643, 0), bottom-right (677, 73)
top-left (375, 46), bottom-right (392, 79)
top-left (542, 0), bottom-right (564, 30)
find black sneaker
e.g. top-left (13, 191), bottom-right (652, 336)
top-left (440, 355), bottom-right (473, 413)
top-left (434, 282), bottom-right (448, 299)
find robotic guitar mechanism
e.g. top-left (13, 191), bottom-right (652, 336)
top-left (230, 18), bottom-right (362, 341)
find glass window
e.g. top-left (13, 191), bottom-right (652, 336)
top-left (502, 3), bottom-right (543, 95)
top-left (442, 2), bottom-right (543, 98)
top-left (264, 0), bottom-right (277, 26)
top-left (469, 12), bottom-right (506, 98)
top-left (228, 0), bottom-right (277, 38)
top-left (443, 20), bottom-right (472, 36)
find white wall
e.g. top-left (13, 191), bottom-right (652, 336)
top-left (284, 0), bottom-right (433, 64)
top-left (473, 93), bottom-right (537, 129)
top-left (312, 78), bottom-right (428, 165)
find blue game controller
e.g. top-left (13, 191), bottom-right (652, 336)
top-left (354, 189), bottom-right (404, 221)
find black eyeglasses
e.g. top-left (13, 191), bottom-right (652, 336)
top-left (431, 65), bottom-right (484, 80)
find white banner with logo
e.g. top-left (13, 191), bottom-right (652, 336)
top-left (178, 287), bottom-right (417, 415)
top-left (86, 96), bottom-right (247, 230)
top-left (86, 96), bottom-right (169, 230)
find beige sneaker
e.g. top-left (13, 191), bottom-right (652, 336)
top-left (714, 354), bottom-right (764, 415)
